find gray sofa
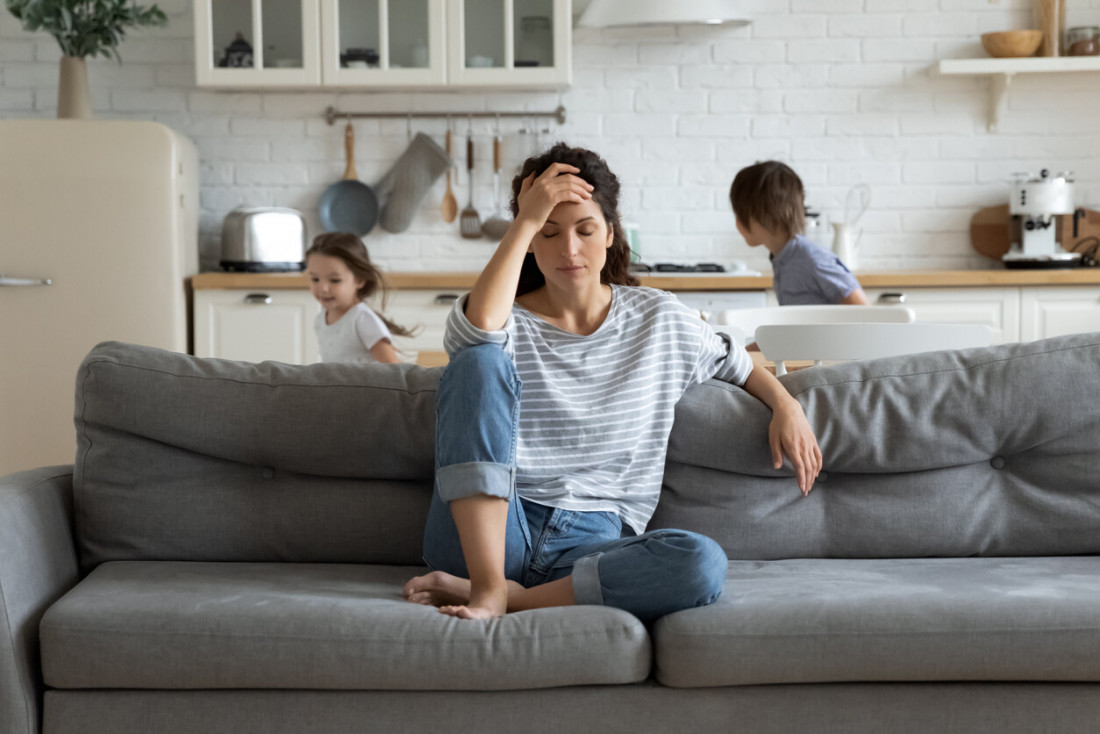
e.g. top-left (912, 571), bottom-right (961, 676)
top-left (3, 333), bottom-right (1100, 734)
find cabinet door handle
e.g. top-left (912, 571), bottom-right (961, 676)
top-left (0, 274), bottom-right (52, 287)
top-left (433, 293), bottom-right (460, 305)
top-left (244, 293), bottom-right (273, 305)
top-left (877, 292), bottom-right (907, 305)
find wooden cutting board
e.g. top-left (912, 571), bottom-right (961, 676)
top-left (970, 206), bottom-right (1100, 261)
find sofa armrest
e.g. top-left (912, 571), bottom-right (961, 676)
top-left (0, 466), bottom-right (79, 734)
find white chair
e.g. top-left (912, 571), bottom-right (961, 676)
top-left (712, 305), bottom-right (916, 347)
top-left (754, 322), bottom-right (994, 376)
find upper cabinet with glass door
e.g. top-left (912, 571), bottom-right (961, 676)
top-left (194, 0), bottom-right (322, 86)
top-left (447, 0), bottom-right (571, 88)
top-left (320, 0), bottom-right (446, 86)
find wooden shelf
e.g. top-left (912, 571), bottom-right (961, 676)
top-left (936, 56), bottom-right (1100, 132)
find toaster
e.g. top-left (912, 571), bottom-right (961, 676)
top-left (220, 207), bottom-right (308, 272)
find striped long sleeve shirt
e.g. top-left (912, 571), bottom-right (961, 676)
top-left (444, 285), bottom-right (754, 534)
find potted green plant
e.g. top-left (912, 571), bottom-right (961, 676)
top-left (4, 0), bottom-right (167, 118)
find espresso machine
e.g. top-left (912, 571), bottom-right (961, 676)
top-left (1003, 169), bottom-right (1081, 268)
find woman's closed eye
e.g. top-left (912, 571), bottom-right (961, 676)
top-left (540, 229), bottom-right (594, 238)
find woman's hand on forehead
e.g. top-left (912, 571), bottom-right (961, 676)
top-left (516, 162), bottom-right (595, 228)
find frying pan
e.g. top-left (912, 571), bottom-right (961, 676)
top-left (318, 122), bottom-right (378, 235)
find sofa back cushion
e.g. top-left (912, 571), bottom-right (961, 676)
top-left (652, 332), bottom-right (1100, 559)
top-left (74, 342), bottom-right (439, 569)
top-left (76, 334), bottom-right (1100, 568)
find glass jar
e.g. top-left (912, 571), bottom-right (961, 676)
top-left (1067, 26), bottom-right (1099, 56)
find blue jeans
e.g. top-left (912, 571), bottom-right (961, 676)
top-left (423, 344), bottom-right (728, 623)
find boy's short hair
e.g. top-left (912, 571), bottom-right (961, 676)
top-left (729, 161), bottom-right (805, 239)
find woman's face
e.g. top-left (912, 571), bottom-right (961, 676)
top-left (529, 196), bottom-right (613, 292)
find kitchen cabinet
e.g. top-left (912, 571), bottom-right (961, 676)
top-left (194, 289), bottom-right (321, 364)
top-left (863, 287), bottom-right (1020, 344)
top-left (1020, 286), bottom-right (1100, 341)
top-left (447, 0), bottom-right (571, 88)
top-left (190, 271), bottom-right (1100, 363)
top-left (320, 0), bottom-right (447, 87)
top-left (193, 0), bottom-right (570, 89)
top-left (194, 0), bottom-right (323, 87)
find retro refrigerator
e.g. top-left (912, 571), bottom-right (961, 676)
top-left (0, 120), bottom-right (198, 474)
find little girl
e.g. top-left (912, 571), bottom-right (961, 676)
top-left (305, 232), bottom-right (413, 364)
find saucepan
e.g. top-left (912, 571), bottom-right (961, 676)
top-left (318, 121), bottom-right (378, 235)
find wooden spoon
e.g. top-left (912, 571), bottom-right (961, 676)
top-left (441, 128), bottom-right (458, 223)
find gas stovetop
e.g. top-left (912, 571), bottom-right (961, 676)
top-left (631, 262), bottom-right (760, 276)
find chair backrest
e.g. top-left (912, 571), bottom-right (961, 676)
top-left (712, 305), bottom-right (915, 346)
top-left (754, 322), bottom-right (994, 375)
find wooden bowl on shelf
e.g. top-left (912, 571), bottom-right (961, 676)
top-left (980, 30), bottom-right (1043, 58)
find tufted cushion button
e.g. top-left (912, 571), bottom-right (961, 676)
top-left (261, 466), bottom-right (276, 479)
top-left (817, 471), bottom-right (829, 483)
top-left (990, 456), bottom-right (1006, 470)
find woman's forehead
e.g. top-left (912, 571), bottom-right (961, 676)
top-left (546, 197), bottom-right (604, 225)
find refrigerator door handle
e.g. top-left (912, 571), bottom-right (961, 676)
top-left (0, 274), bottom-right (53, 287)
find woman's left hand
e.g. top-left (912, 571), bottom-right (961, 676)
top-left (768, 400), bottom-right (822, 497)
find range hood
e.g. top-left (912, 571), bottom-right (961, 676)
top-left (577, 0), bottom-right (751, 28)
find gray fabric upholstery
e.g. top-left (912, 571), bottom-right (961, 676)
top-left (654, 332), bottom-right (1100, 558)
top-left (0, 467), bottom-right (78, 734)
top-left (44, 684), bottom-right (1100, 734)
top-left (10, 333), bottom-right (1095, 734)
top-left (40, 561), bottom-right (650, 691)
top-left (655, 557), bottom-right (1100, 688)
top-left (74, 342), bottom-right (441, 568)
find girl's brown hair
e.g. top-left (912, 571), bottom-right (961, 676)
top-left (304, 232), bottom-right (416, 338)
top-left (509, 142), bottom-right (639, 297)
top-left (729, 161), bottom-right (805, 240)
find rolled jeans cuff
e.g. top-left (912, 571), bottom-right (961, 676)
top-left (436, 461), bottom-right (513, 502)
top-left (571, 553), bottom-right (604, 606)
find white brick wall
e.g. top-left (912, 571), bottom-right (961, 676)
top-left (2, 0), bottom-right (1099, 274)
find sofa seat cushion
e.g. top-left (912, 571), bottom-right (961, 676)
top-left (655, 557), bottom-right (1100, 687)
top-left (40, 561), bottom-right (650, 691)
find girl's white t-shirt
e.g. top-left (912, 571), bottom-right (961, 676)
top-left (315, 302), bottom-right (392, 363)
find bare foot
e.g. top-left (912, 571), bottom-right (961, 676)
top-left (439, 584), bottom-right (508, 620)
top-left (403, 570), bottom-right (471, 607)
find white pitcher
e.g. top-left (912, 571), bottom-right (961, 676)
top-left (831, 222), bottom-right (862, 271)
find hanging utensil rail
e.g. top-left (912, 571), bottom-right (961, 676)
top-left (324, 105), bottom-right (566, 126)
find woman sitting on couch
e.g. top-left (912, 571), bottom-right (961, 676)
top-left (403, 143), bottom-right (821, 621)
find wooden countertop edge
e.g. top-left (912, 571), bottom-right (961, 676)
top-left (191, 269), bottom-right (1100, 291)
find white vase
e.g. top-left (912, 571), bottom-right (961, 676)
top-left (58, 56), bottom-right (92, 119)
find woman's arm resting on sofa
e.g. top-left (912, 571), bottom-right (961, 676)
top-left (0, 466), bottom-right (80, 734)
top-left (740, 365), bottom-right (822, 497)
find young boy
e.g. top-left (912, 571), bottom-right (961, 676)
top-left (730, 161), bottom-right (868, 306)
